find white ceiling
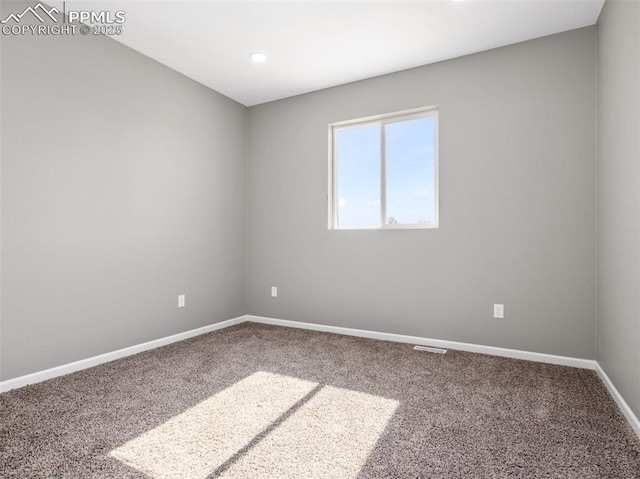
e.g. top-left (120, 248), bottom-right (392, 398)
top-left (51, 1), bottom-right (605, 106)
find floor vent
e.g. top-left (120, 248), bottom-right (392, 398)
top-left (413, 345), bottom-right (447, 354)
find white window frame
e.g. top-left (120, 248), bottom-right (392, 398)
top-left (328, 105), bottom-right (439, 230)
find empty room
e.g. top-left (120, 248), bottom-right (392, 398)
top-left (1, 0), bottom-right (639, 477)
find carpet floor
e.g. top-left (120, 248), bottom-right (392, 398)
top-left (1, 322), bottom-right (639, 478)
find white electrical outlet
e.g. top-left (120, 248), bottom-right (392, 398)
top-left (271, 286), bottom-right (278, 298)
top-left (493, 304), bottom-right (504, 319)
top-left (178, 294), bottom-right (186, 308)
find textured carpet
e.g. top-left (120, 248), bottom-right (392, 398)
top-left (0, 322), bottom-right (638, 478)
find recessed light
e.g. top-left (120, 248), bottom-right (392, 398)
top-left (250, 52), bottom-right (267, 63)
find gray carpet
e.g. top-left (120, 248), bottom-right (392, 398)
top-left (1, 322), bottom-right (639, 478)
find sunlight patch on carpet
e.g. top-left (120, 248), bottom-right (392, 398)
top-left (110, 372), bottom-right (316, 478)
top-left (110, 371), bottom-right (398, 479)
top-left (218, 384), bottom-right (399, 479)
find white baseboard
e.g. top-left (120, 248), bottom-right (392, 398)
top-left (3, 313), bottom-right (637, 442)
top-left (594, 362), bottom-right (640, 438)
top-left (0, 316), bottom-right (246, 393)
top-left (0, 315), bottom-right (595, 394)
top-left (246, 315), bottom-right (597, 370)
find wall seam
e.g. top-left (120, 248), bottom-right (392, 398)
top-left (594, 22), bottom-right (599, 362)
top-left (244, 107), bottom-right (250, 315)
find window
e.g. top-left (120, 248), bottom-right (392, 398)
top-left (329, 106), bottom-right (439, 230)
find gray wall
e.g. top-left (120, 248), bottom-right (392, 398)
top-left (0, 12), bottom-right (605, 382)
top-left (247, 27), bottom-right (597, 359)
top-left (596, 1), bottom-right (640, 419)
top-left (0, 2), bottom-right (247, 380)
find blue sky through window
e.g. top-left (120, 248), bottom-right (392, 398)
top-left (386, 117), bottom-right (436, 224)
top-left (336, 115), bottom-right (436, 228)
top-left (336, 125), bottom-right (381, 227)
